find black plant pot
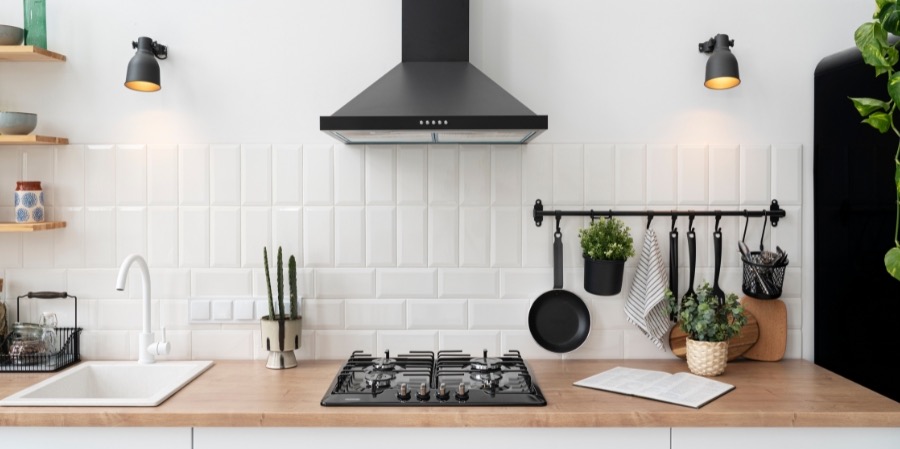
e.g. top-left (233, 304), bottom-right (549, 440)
top-left (583, 255), bottom-right (625, 296)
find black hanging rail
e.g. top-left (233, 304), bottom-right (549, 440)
top-left (532, 199), bottom-right (786, 227)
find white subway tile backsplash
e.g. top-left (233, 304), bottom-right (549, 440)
top-left (439, 331), bottom-right (500, 356)
top-left (54, 207), bottom-right (84, 268)
top-left (468, 299), bottom-right (528, 329)
top-left (522, 143), bottom-right (552, 205)
top-left (366, 145), bottom-right (396, 205)
top-left (234, 299), bottom-right (255, 321)
top-left (211, 300), bottom-right (233, 321)
top-left (377, 331), bottom-right (438, 354)
top-left (377, 268), bottom-right (437, 298)
top-left (0, 231), bottom-right (22, 269)
top-left (623, 330), bottom-right (674, 359)
top-left (562, 330), bottom-right (624, 359)
top-left (396, 145), bottom-right (427, 205)
top-left (408, 299), bottom-right (467, 329)
top-left (335, 206), bottom-right (365, 267)
top-left (85, 145), bottom-right (116, 206)
top-left (316, 268), bottom-right (376, 299)
top-left (115, 144), bottom-right (147, 206)
top-left (67, 269), bottom-right (128, 299)
top-left (646, 144), bottom-right (677, 205)
top-left (459, 207), bottom-right (490, 267)
top-left (521, 208), bottom-right (552, 267)
top-left (615, 144), bottom-right (646, 205)
top-left (144, 269), bottom-right (191, 299)
top-left (179, 207), bottom-right (210, 268)
top-left (54, 145), bottom-right (84, 206)
top-left (303, 207), bottom-right (334, 267)
top-left (22, 232), bottom-right (53, 268)
top-left (709, 145), bottom-right (740, 205)
top-left (272, 144), bottom-right (302, 205)
top-left (210, 144), bottom-right (241, 206)
top-left (23, 146), bottom-right (54, 205)
top-left (491, 207), bottom-right (521, 267)
top-left (552, 144), bottom-right (584, 206)
top-left (315, 331), bottom-right (376, 359)
top-left (85, 207), bottom-right (116, 268)
top-left (501, 330), bottom-right (562, 360)
top-left (334, 144), bottom-right (365, 205)
top-left (590, 296), bottom-right (629, 330)
top-left (147, 207), bottom-right (178, 267)
top-left (500, 268), bottom-right (552, 299)
top-left (192, 269), bottom-right (252, 297)
top-left (241, 207), bottom-right (271, 268)
top-left (584, 144), bottom-right (615, 205)
top-left (460, 145), bottom-right (491, 206)
top-left (428, 207), bottom-right (458, 266)
top-left (192, 330), bottom-right (253, 360)
top-left (346, 299), bottom-right (406, 329)
top-left (771, 206), bottom-right (802, 267)
top-left (772, 144), bottom-right (802, 205)
top-left (740, 145), bottom-right (771, 205)
top-left (677, 145), bottom-right (708, 205)
top-left (272, 207), bottom-right (302, 263)
top-left (80, 331), bottom-right (131, 361)
top-left (241, 144), bottom-right (272, 206)
top-left (301, 299), bottom-right (344, 329)
top-left (491, 145), bottom-right (522, 206)
top-left (190, 299), bottom-right (210, 321)
top-left (303, 144), bottom-right (334, 206)
top-left (366, 206), bottom-right (396, 267)
top-left (785, 329), bottom-right (802, 359)
top-left (116, 206), bottom-right (147, 264)
top-left (439, 268), bottom-right (499, 298)
top-left (428, 145), bottom-right (459, 205)
top-left (147, 144), bottom-right (178, 206)
top-left (0, 148), bottom-right (21, 207)
top-left (178, 144), bottom-right (210, 206)
top-left (397, 206), bottom-right (427, 267)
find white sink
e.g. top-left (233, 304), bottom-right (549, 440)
top-left (0, 360), bottom-right (214, 407)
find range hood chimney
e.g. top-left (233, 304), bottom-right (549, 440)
top-left (320, 0), bottom-right (548, 145)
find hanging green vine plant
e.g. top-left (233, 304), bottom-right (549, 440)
top-left (849, 0), bottom-right (900, 281)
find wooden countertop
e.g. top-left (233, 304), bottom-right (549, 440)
top-left (1, 359), bottom-right (898, 427)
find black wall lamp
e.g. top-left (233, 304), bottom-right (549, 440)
top-left (125, 36), bottom-right (168, 92)
top-left (698, 34), bottom-right (740, 90)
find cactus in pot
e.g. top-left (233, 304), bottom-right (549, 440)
top-left (261, 246), bottom-right (301, 369)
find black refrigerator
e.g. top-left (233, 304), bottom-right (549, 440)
top-left (815, 44), bottom-right (900, 402)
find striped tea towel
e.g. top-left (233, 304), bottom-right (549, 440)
top-left (624, 229), bottom-right (671, 350)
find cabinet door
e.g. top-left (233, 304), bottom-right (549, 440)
top-left (672, 428), bottom-right (900, 449)
top-left (0, 427), bottom-right (191, 449)
top-left (195, 427), bottom-right (669, 449)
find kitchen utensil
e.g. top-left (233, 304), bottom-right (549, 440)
top-left (739, 240), bottom-right (771, 296)
top-left (668, 217), bottom-right (679, 321)
top-left (711, 219), bottom-right (726, 305)
top-left (680, 217), bottom-right (698, 309)
top-left (669, 310), bottom-right (759, 360)
top-left (740, 216), bottom-right (788, 299)
top-left (741, 296), bottom-right (787, 361)
top-left (528, 221), bottom-right (591, 353)
top-left (0, 25), bottom-right (24, 45)
top-left (0, 111), bottom-right (37, 135)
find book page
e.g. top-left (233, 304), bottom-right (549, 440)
top-left (573, 366), bottom-right (672, 395)
top-left (637, 372), bottom-right (734, 408)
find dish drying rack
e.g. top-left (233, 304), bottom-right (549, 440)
top-left (0, 291), bottom-right (82, 372)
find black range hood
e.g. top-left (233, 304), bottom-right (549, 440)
top-left (320, 0), bottom-right (548, 145)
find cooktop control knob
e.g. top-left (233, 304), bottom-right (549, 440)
top-left (398, 382), bottom-right (411, 401)
top-left (416, 382), bottom-right (430, 401)
top-left (455, 383), bottom-right (469, 401)
top-left (436, 383), bottom-right (450, 401)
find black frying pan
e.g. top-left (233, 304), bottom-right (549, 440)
top-left (528, 228), bottom-right (591, 353)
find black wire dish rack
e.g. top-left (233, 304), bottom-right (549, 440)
top-left (0, 291), bottom-right (82, 372)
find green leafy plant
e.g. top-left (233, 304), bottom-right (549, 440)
top-left (579, 217), bottom-right (635, 261)
top-left (666, 283), bottom-right (746, 342)
top-left (263, 247), bottom-right (299, 321)
top-left (849, 0), bottom-right (900, 281)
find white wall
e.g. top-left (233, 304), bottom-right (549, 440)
top-left (0, 0), bottom-right (874, 361)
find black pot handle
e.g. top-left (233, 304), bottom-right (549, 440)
top-left (553, 231), bottom-right (563, 289)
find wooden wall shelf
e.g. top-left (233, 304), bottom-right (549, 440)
top-left (0, 221), bottom-right (66, 232)
top-left (0, 135), bottom-right (69, 145)
top-left (0, 46), bottom-right (66, 62)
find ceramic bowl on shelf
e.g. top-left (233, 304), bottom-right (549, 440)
top-left (0, 25), bottom-right (24, 45)
top-left (0, 111), bottom-right (37, 135)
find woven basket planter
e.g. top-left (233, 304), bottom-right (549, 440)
top-left (686, 338), bottom-right (728, 376)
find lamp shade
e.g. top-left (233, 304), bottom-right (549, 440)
top-left (703, 34), bottom-right (740, 90)
top-left (125, 36), bottom-right (161, 92)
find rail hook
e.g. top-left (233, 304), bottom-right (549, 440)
top-left (590, 210), bottom-right (595, 224)
top-left (646, 212), bottom-right (654, 230)
top-left (688, 214), bottom-right (696, 233)
top-left (554, 211), bottom-right (562, 235)
top-left (714, 213), bottom-right (722, 233)
top-left (671, 215), bottom-right (678, 232)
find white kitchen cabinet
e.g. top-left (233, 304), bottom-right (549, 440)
top-left (194, 427), bottom-right (670, 449)
top-left (0, 427), bottom-right (191, 449)
top-left (671, 428), bottom-right (900, 449)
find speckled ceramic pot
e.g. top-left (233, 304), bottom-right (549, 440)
top-left (14, 181), bottom-right (44, 223)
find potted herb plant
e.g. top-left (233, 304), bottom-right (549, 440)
top-left (579, 217), bottom-right (635, 295)
top-left (261, 246), bottom-right (302, 369)
top-left (666, 283), bottom-right (747, 376)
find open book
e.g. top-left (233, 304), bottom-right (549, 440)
top-left (573, 366), bottom-right (735, 408)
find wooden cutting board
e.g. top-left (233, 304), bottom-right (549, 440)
top-left (669, 310), bottom-right (759, 361)
top-left (741, 296), bottom-right (787, 361)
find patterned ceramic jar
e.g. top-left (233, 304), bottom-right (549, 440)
top-left (14, 181), bottom-right (44, 223)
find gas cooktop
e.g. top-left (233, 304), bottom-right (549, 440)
top-left (320, 349), bottom-right (546, 406)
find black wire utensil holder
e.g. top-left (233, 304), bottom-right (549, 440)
top-left (0, 291), bottom-right (82, 372)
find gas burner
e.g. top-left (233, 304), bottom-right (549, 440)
top-left (469, 349), bottom-right (503, 371)
top-left (470, 370), bottom-right (503, 387)
top-left (371, 350), bottom-right (397, 370)
top-left (364, 367), bottom-right (396, 388)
